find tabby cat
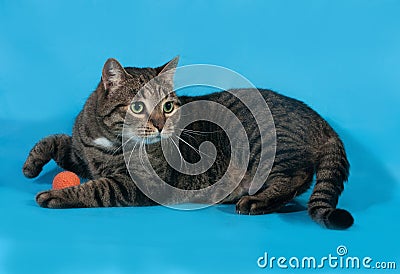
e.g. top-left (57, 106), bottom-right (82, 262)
top-left (22, 57), bottom-right (354, 229)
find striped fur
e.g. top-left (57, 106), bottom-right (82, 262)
top-left (23, 58), bottom-right (353, 229)
top-left (180, 90), bottom-right (353, 229)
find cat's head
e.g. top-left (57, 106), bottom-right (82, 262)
top-left (97, 57), bottom-right (180, 144)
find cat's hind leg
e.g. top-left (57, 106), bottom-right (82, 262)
top-left (236, 169), bottom-right (313, 215)
top-left (23, 134), bottom-right (89, 178)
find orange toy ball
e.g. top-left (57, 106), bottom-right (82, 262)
top-left (52, 171), bottom-right (80, 190)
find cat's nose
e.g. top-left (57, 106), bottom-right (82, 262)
top-left (150, 116), bottom-right (165, 132)
top-left (154, 122), bottom-right (164, 132)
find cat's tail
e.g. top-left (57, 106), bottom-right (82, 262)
top-left (308, 136), bottom-right (354, 229)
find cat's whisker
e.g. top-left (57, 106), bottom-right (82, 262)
top-left (177, 129), bottom-right (206, 137)
top-left (139, 140), bottom-right (144, 170)
top-left (168, 137), bottom-right (185, 171)
top-left (138, 139), bottom-right (151, 174)
top-left (137, 140), bottom-right (143, 171)
top-left (183, 128), bottom-right (223, 134)
top-left (176, 128), bottom-right (223, 137)
top-left (126, 140), bottom-right (140, 169)
top-left (175, 135), bottom-right (214, 159)
top-left (103, 134), bottom-right (138, 168)
top-left (181, 131), bottom-right (250, 151)
top-left (180, 131), bottom-right (197, 142)
top-left (112, 134), bottom-right (137, 155)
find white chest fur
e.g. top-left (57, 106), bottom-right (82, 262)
top-left (93, 137), bottom-right (114, 149)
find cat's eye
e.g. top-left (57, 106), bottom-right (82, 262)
top-left (163, 101), bottom-right (174, 113)
top-left (131, 102), bottom-right (145, 114)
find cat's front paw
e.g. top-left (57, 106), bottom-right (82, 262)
top-left (236, 195), bottom-right (288, 215)
top-left (236, 195), bottom-right (275, 215)
top-left (236, 196), bottom-right (260, 215)
top-left (22, 161), bottom-right (42, 178)
top-left (36, 190), bottom-right (76, 208)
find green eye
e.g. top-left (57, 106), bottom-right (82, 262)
top-left (131, 102), bottom-right (145, 114)
top-left (163, 101), bottom-right (174, 113)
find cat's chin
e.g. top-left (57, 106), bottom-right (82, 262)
top-left (144, 134), bottom-right (173, 144)
top-left (144, 136), bottom-right (161, 144)
top-left (140, 135), bottom-right (170, 144)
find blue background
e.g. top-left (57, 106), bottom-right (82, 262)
top-left (1, 0), bottom-right (399, 273)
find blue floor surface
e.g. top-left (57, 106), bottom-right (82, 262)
top-left (1, 1), bottom-right (399, 273)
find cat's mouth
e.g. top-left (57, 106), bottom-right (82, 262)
top-left (143, 136), bottom-right (161, 144)
top-left (140, 132), bottom-right (173, 145)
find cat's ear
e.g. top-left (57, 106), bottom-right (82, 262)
top-left (156, 56), bottom-right (179, 75)
top-left (156, 56), bottom-right (179, 86)
top-left (102, 58), bottom-right (129, 91)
